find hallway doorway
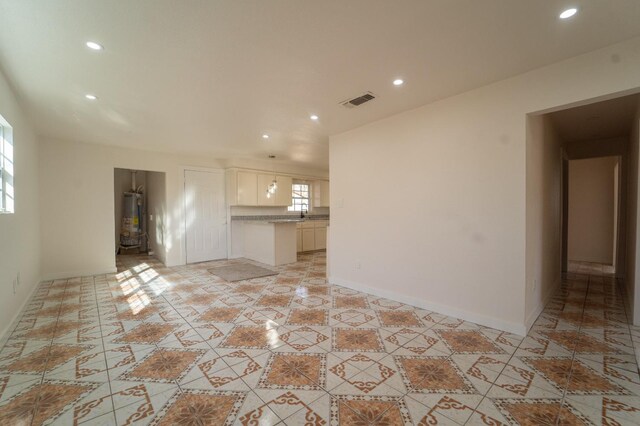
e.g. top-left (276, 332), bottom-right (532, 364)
top-left (526, 92), bottom-right (640, 327)
top-left (544, 92), bottom-right (640, 324)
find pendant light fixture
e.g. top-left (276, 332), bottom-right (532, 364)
top-left (266, 155), bottom-right (278, 198)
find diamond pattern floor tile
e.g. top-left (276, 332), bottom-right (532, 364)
top-left (0, 254), bottom-right (638, 424)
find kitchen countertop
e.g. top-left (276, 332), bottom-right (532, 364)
top-left (237, 219), bottom-right (305, 224)
top-left (238, 219), bottom-right (328, 225)
top-left (231, 214), bottom-right (329, 221)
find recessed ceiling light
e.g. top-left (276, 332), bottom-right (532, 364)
top-left (262, 134), bottom-right (270, 139)
top-left (559, 8), bottom-right (577, 19)
top-left (86, 41), bottom-right (103, 50)
top-left (393, 79), bottom-right (404, 86)
top-left (310, 114), bottom-right (319, 121)
top-left (85, 94), bottom-right (98, 100)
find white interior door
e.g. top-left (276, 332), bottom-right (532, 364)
top-left (185, 170), bottom-right (227, 263)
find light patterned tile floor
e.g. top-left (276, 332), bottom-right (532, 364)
top-left (0, 252), bottom-right (639, 425)
top-left (568, 260), bottom-right (615, 276)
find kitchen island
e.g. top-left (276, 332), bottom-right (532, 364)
top-left (235, 219), bottom-right (302, 266)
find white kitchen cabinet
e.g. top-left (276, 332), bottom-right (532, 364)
top-left (302, 228), bottom-right (315, 252)
top-left (297, 220), bottom-right (327, 252)
top-left (236, 171), bottom-right (257, 205)
top-left (275, 175), bottom-right (293, 206)
top-left (313, 180), bottom-right (330, 207)
top-left (241, 221), bottom-right (297, 266)
top-left (296, 228), bottom-right (302, 252)
top-left (314, 227), bottom-right (327, 250)
top-left (257, 174), bottom-right (275, 206)
top-left (259, 174), bottom-right (293, 206)
top-left (228, 169), bottom-right (294, 207)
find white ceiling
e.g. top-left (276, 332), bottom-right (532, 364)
top-left (1, 1), bottom-right (640, 170)
top-left (549, 94), bottom-right (640, 142)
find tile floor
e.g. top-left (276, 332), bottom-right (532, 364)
top-left (568, 260), bottom-right (616, 276)
top-left (0, 252), bottom-right (639, 425)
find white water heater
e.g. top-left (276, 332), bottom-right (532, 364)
top-left (120, 192), bottom-right (143, 247)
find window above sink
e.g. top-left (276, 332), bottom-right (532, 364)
top-left (288, 183), bottom-right (310, 212)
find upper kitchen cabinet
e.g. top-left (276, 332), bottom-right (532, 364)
top-left (257, 173), bottom-right (275, 206)
top-left (258, 174), bottom-right (293, 206)
top-left (275, 175), bottom-right (293, 206)
top-left (226, 170), bottom-right (258, 206)
top-left (227, 169), bottom-right (292, 206)
top-left (313, 180), bottom-right (330, 207)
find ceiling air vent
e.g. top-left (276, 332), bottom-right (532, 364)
top-left (340, 91), bottom-right (376, 109)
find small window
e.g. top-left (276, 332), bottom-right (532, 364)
top-left (288, 183), bottom-right (309, 212)
top-left (0, 115), bottom-right (14, 214)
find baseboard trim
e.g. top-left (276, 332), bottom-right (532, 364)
top-left (41, 267), bottom-right (117, 281)
top-left (525, 277), bottom-right (560, 332)
top-left (0, 276), bottom-right (41, 346)
top-left (328, 276), bottom-right (527, 336)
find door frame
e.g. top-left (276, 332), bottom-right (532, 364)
top-left (561, 153), bottom-right (569, 273)
top-left (181, 166), bottom-right (227, 264)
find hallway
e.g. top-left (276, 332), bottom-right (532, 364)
top-left (0, 254), bottom-right (638, 425)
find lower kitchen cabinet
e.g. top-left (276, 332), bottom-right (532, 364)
top-left (302, 229), bottom-right (315, 252)
top-left (314, 227), bottom-right (327, 250)
top-left (297, 220), bottom-right (328, 252)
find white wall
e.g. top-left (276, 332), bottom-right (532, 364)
top-left (330, 36), bottom-right (640, 335)
top-left (525, 115), bottom-right (563, 328)
top-left (39, 138), bottom-right (226, 278)
top-left (0, 70), bottom-right (40, 339)
top-left (146, 171), bottom-right (167, 264)
top-left (568, 156), bottom-right (617, 265)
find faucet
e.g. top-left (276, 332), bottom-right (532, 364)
top-left (300, 208), bottom-right (307, 219)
